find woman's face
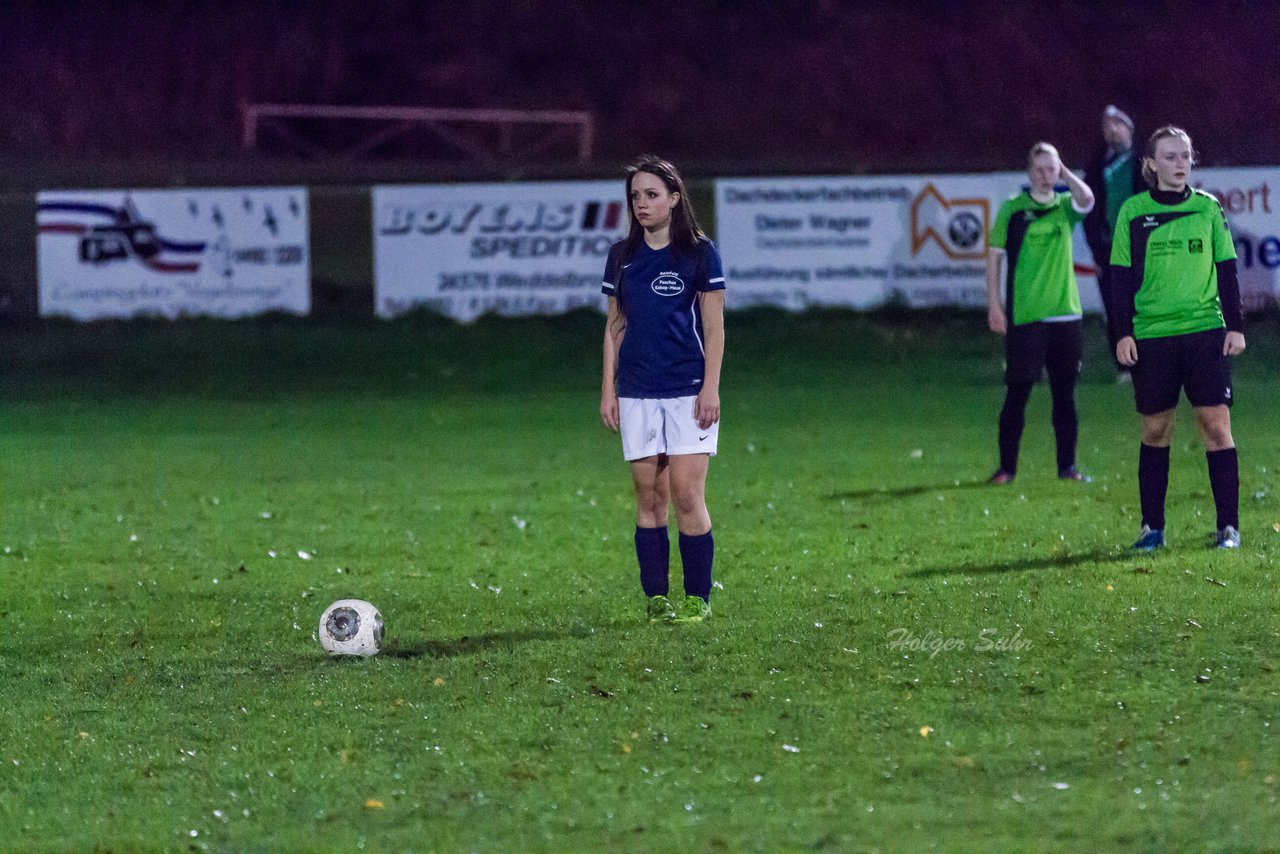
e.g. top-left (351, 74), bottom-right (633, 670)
top-left (1148, 136), bottom-right (1193, 191)
top-left (630, 170), bottom-right (679, 230)
top-left (1028, 152), bottom-right (1059, 194)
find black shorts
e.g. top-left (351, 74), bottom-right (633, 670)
top-left (1005, 320), bottom-right (1083, 385)
top-left (1132, 328), bottom-right (1233, 415)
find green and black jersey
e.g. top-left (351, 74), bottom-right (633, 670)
top-left (1110, 188), bottom-right (1238, 339)
top-left (989, 191), bottom-right (1086, 325)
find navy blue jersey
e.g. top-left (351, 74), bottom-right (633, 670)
top-left (602, 238), bottom-right (725, 399)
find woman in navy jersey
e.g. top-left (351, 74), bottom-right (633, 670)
top-left (600, 156), bottom-right (725, 624)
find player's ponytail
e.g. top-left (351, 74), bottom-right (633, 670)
top-left (1142, 126), bottom-right (1196, 188)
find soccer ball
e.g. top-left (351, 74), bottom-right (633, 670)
top-left (318, 599), bottom-right (384, 657)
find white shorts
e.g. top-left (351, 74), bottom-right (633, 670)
top-left (619, 395), bottom-right (719, 461)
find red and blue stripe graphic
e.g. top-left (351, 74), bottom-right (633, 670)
top-left (38, 199), bottom-right (206, 273)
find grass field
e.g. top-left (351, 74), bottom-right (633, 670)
top-left (1, 309), bottom-right (1278, 851)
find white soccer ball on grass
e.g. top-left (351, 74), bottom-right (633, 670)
top-left (318, 599), bottom-right (384, 657)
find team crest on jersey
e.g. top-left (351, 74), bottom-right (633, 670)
top-left (1188, 238), bottom-right (1203, 254)
top-left (651, 272), bottom-right (685, 296)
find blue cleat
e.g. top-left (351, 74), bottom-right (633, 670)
top-left (1215, 526), bottom-right (1240, 549)
top-left (1132, 525), bottom-right (1164, 552)
top-left (1058, 466), bottom-right (1092, 483)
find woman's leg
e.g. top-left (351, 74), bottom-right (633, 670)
top-left (1194, 405), bottom-right (1239, 534)
top-left (1138, 410), bottom-right (1176, 532)
top-left (630, 455), bottom-right (671, 597)
top-left (668, 453), bottom-right (713, 603)
top-left (997, 381), bottom-right (1035, 476)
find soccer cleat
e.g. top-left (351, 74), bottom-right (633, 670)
top-left (1058, 466), bottom-right (1093, 483)
top-left (989, 469), bottom-right (1015, 485)
top-left (673, 595), bottom-right (712, 624)
top-left (1215, 526), bottom-right (1240, 549)
top-left (1131, 525), bottom-right (1165, 552)
top-left (646, 595), bottom-right (677, 624)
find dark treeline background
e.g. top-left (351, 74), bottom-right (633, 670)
top-left (2, 0), bottom-right (1278, 177)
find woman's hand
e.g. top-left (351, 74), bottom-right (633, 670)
top-left (1224, 331), bottom-right (1246, 356)
top-left (694, 387), bottom-right (720, 431)
top-left (987, 304), bottom-right (1007, 334)
top-left (1116, 336), bottom-right (1138, 367)
top-left (600, 389), bottom-right (620, 432)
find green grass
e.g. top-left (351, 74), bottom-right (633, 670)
top-left (1, 309), bottom-right (1278, 851)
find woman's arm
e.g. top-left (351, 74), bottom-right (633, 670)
top-left (601, 297), bottom-right (624, 431)
top-left (1059, 162), bottom-right (1095, 214)
top-left (695, 290), bottom-right (724, 430)
top-left (986, 247), bottom-right (1007, 334)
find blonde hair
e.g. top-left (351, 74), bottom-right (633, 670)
top-left (1142, 126), bottom-right (1196, 188)
top-left (1027, 142), bottom-right (1059, 166)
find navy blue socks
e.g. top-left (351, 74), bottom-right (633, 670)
top-left (679, 530), bottom-right (714, 602)
top-left (634, 526), bottom-right (669, 597)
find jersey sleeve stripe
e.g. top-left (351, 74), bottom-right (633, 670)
top-left (708, 276), bottom-right (725, 284)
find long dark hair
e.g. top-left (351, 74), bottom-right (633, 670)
top-left (1141, 125), bottom-right (1196, 188)
top-left (611, 156), bottom-right (706, 324)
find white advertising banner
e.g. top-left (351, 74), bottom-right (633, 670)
top-left (373, 181), bottom-right (628, 321)
top-left (718, 168), bottom-right (1280, 315)
top-left (715, 173), bottom-right (1022, 311)
top-left (37, 188), bottom-right (310, 319)
top-left (1073, 166), bottom-right (1280, 311)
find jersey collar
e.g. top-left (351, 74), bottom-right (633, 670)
top-left (1150, 187), bottom-right (1192, 205)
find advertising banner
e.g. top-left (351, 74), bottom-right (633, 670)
top-left (715, 173), bottom-right (1022, 311)
top-left (373, 181), bottom-right (628, 321)
top-left (37, 188), bottom-right (309, 319)
top-left (720, 167), bottom-right (1280, 315)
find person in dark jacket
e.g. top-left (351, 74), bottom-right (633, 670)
top-left (1083, 105), bottom-right (1145, 377)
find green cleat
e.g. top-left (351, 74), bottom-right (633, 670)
top-left (673, 595), bottom-right (712, 624)
top-left (646, 595), bottom-right (677, 624)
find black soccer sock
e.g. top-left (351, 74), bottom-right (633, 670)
top-left (679, 529), bottom-right (714, 602)
top-left (997, 381), bottom-right (1034, 474)
top-left (1205, 447), bottom-right (1240, 531)
top-left (634, 526), bottom-right (669, 597)
top-left (1138, 443), bottom-right (1171, 530)
top-left (1049, 374), bottom-right (1079, 473)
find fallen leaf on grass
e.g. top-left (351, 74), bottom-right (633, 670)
top-left (433, 677), bottom-right (445, 687)
top-left (919, 726), bottom-right (934, 737)
top-left (364, 799), bottom-right (384, 809)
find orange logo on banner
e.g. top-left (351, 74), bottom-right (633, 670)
top-left (910, 184), bottom-right (990, 260)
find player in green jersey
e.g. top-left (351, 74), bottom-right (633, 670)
top-left (1110, 126), bottom-right (1246, 550)
top-left (986, 142), bottom-right (1095, 484)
